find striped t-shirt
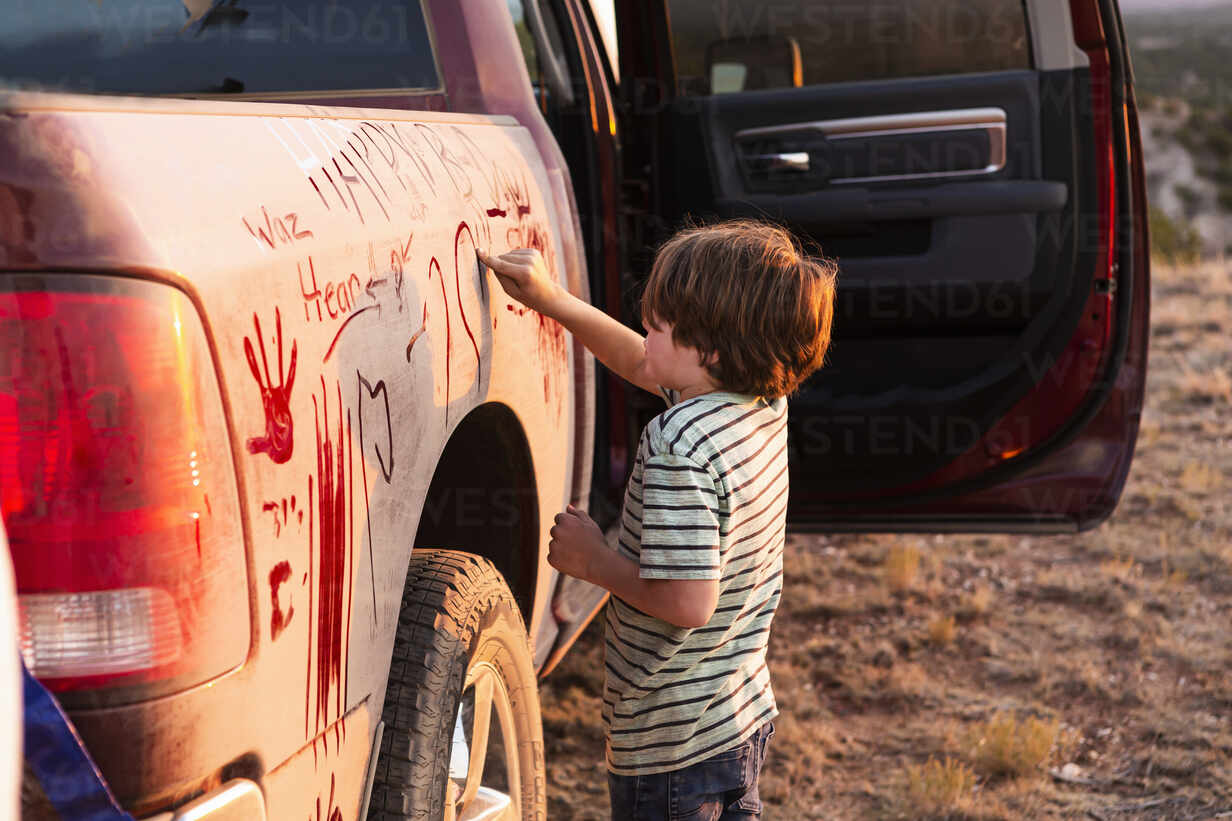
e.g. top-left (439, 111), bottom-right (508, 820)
top-left (603, 386), bottom-right (787, 775)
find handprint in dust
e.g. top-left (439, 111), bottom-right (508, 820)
top-left (244, 308), bottom-right (298, 464)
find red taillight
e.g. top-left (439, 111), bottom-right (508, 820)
top-left (0, 275), bottom-right (247, 706)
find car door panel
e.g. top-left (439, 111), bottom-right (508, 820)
top-left (644, 68), bottom-right (1095, 485)
top-left (617, 0), bottom-right (1145, 531)
top-left (670, 70), bottom-right (1057, 330)
top-left (719, 180), bottom-right (1067, 225)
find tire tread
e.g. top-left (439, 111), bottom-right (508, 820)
top-left (369, 550), bottom-right (526, 821)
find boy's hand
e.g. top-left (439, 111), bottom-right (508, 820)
top-left (478, 248), bottom-right (563, 316)
top-left (548, 505), bottom-right (719, 628)
top-left (548, 503), bottom-right (606, 583)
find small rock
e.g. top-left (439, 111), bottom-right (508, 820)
top-left (871, 642), bottom-right (896, 668)
top-left (1050, 762), bottom-right (1091, 784)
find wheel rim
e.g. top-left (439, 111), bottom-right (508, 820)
top-left (445, 661), bottom-right (522, 821)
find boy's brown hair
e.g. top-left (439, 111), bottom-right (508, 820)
top-left (639, 219), bottom-right (837, 399)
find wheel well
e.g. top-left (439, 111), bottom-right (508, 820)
top-left (413, 402), bottom-right (539, 624)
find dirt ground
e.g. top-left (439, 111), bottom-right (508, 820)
top-left (537, 260), bottom-right (1232, 820)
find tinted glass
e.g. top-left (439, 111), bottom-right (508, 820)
top-left (506, 0), bottom-right (578, 119)
top-left (509, 0), bottom-right (542, 78)
top-left (1, 0), bottom-right (439, 95)
top-left (668, 0), bottom-right (1032, 95)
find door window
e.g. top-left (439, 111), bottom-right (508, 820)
top-left (507, 0), bottom-right (577, 119)
top-left (667, 0), bottom-right (1032, 95)
top-left (1, 0), bottom-right (440, 95)
top-left (509, 0), bottom-right (543, 83)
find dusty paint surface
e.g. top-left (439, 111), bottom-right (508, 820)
top-left (0, 93), bottom-right (579, 815)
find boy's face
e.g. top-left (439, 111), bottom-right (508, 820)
top-left (644, 316), bottom-right (719, 396)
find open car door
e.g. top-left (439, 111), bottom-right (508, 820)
top-left (615, 0), bottom-right (1150, 532)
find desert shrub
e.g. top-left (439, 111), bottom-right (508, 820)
top-left (1177, 126), bottom-right (1201, 153)
top-left (969, 713), bottom-right (1059, 780)
top-left (928, 615), bottom-right (957, 646)
top-left (1212, 159), bottom-right (1232, 185)
top-left (1175, 183), bottom-right (1203, 215)
top-left (903, 757), bottom-right (975, 816)
top-left (1217, 186), bottom-right (1232, 212)
top-left (1205, 126), bottom-right (1232, 158)
top-left (884, 544), bottom-right (921, 594)
top-left (1149, 206), bottom-right (1202, 264)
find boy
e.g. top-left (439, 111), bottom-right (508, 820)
top-left (478, 219), bottom-right (836, 820)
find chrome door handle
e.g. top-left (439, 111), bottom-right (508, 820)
top-left (745, 152), bottom-right (810, 173)
top-left (737, 108), bottom-right (1007, 183)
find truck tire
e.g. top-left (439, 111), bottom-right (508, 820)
top-left (369, 550), bottom-right (546, 821)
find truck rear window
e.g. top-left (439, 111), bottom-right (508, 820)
top-left (668, 0), bottom-right (1031, 95)
top-left (1, 0), bottom-right (440, 96)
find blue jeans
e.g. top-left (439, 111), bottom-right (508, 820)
top-left (607, 722), bottom-right (775, 821)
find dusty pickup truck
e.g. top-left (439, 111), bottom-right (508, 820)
top-left (2, 0), bottom-right (1148, 819)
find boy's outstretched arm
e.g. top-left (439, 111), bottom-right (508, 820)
top-left (549, 504), bottom-right (719, 629)
top-left (478, 248), bottom-right (661, 396)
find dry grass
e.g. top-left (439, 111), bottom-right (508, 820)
top-left (1099, 555), bottom-right (1139, 582)
top-left (901, 758), bottom-right (976, 818)
top-left (1179, 460), bottom-right (1225, 494)
top-left (928, 615), bottom-right (957, 646)
top-left (881, 662), bottom-right (931, 705)
top-left (1177, 363), bottom-right (1232, 404)
top-left (965, 585), bottom-right (993, 617)
top-left (884, 544), bottom-right (922, 594)
top-left (540, 259), bottom-right (1232, 820)
top-left (1158, 552), bottom-right (1190, 590)
top-left (968, 713), bottom-right (1060, 780)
